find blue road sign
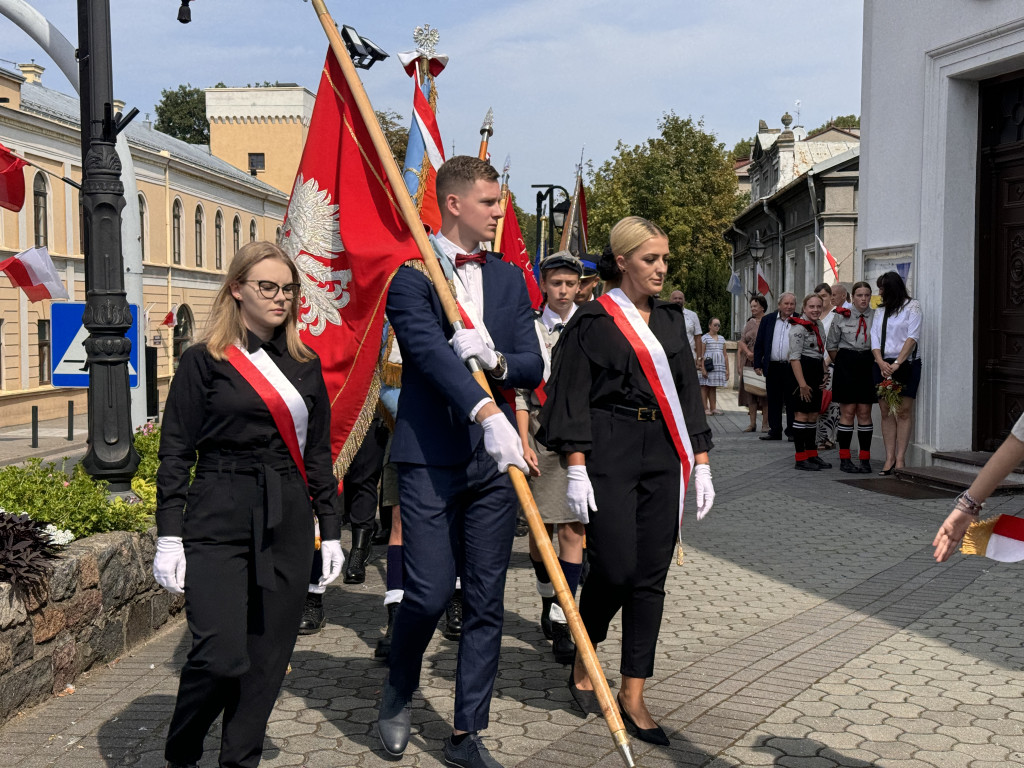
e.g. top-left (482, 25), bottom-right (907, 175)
top-left (51, 303), bottom-right (139, 388)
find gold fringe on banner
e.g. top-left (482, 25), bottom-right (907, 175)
top-left (427, 75), bottom-right (438, 114)
top-left (961, 515), bottom-right (998, 556)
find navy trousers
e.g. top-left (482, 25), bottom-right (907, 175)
top-left (388, 442), bottom-right (517, 732)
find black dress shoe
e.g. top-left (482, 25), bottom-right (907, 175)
top-left (858, 459), bottom-right (872, 473)
top-left (567, 669), bottom-right (600, 715)
top-left (540, 595), bottom-right (555, 640)
top-left (794, 459), bottom-right (820, 471)
top-left (442, 590), bottom-right (463, 641)
top-left (809, 456), bottom-right (832, 469)
top-left (377, 685), bottom-right (411, 757)
top-left (374, 603), bottom-right (398, 662)
top-left (551, 621), bottom-right (575, 665)
top-left (370, 524), bottom-right (391, 546)
top-left (618, 696), bottom-right (670, 746)
top-left (344, 527), bottom-right (372, 584)
top-left (443, 733), bottom-right (503, 768)
top-left (760, 433), bottom-right (782, 441)
top-left (298, 592), bottom-right (325, 635)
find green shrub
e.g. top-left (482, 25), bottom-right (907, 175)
top-left (133, 421), bottom-right (162, 483)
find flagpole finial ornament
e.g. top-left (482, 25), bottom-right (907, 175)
top-left (413, 24), bottom-right (440, 58)
top-left (480, 107), bottom-right (494, 139)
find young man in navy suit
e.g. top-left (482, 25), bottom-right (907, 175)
top-left (376, 156), bottom-right (543, 768)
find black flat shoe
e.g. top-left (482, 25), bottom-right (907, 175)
top-left (618, 696), bottom-right (670, 746)
top-left (567, 669), bottom-right (599, 716)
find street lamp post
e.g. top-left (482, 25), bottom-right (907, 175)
top-left (77, 0), bottom-right (139, 492)
top-left (531, 184), bottom-right (570, 260)
top-left (748, 230), bottom-right (767, 299)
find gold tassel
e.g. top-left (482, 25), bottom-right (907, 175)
top-left (382, 362), bottom-right (403, 388)
top-left (676, 544), bottom-right (684, 566)
top-left (427, 74), bottom-right (438, 113)
top-left (961, 515), bottom-right (998, 556)
top-left (333, 371), bottom-right (381, 478)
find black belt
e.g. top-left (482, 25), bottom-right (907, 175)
top-left (597, 404), bottom-right (662, 422)
top-left (197, 452), bottom-right (304, 591)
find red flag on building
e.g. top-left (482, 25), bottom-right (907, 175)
top-left (161, 305), bottom-right (178, 327)
top-left (281, 49), bottom-right (421, 472)
top-left (0, 143), bottom-right (28, 213)
top-left (0, 246), bottom-right (69, 301)
top-left (499, 194), bottom-right (543, 309)
top-left (816, 236), bottom-right (840, 282)
top-left (756, 262), bottom-right (772, 297)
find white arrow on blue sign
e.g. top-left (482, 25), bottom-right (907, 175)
top-left (51, 303), bottom-right (139, 388)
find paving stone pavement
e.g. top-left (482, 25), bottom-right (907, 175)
top-left (2, 391), bottom-right (1024, 767)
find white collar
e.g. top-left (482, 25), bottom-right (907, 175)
top-left (541, 303), bottom-right (575, 332)
top-left (435, 232), bottom-right (481, 264)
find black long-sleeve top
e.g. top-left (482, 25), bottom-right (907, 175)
top-left (537, 299), bottom-right (713, 456)
top-left (155, 327), bottom-right (340, 540)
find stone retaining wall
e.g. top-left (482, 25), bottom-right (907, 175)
top-left (0, 528), bottom-right (183, 725)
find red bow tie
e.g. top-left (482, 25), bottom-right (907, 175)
top-left (455, 252), bottom-right (486, 268)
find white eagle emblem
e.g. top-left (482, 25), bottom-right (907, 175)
top-left (280, 174), bottom-right (352, 335)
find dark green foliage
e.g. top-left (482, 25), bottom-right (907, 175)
top-left (154, 84), bottom-right (209, 145)
top-left (808, 114), bottom-right (860, 137)
top-left (376, 109), bottom-right (409, 166)
top-left (0, 512), bottom-right (58, 599)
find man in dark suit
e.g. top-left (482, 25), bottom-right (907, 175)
top-left (376, 156), bottom-right (542, 768)
top-left (753, 292), bottom-right (798, 441)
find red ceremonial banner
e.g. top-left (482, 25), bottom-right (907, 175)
top-left (499, 196), bottom-right (543, 309)
top-left (281, 50), bottom-right (420, 471)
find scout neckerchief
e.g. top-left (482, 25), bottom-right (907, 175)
top-left (225, 344), bottom-right (308, 484)
top-left (597, 289), bottom-right (695, 533)
top-left (833, 306), bottom-right (869, 343)
top-left (789, 315), bottom-right (824, 354)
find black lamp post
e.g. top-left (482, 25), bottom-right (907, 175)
top-left (76, 0), bottom-right (140, 492)
top-left (747, 230), bottom-right (768, 299)
top-left (531, 184), bottom-right (570, 261)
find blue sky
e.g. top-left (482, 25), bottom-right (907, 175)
top-left (1, 0), bottom-right (863, 204)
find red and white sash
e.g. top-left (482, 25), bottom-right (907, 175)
top-left (225, 345), bottom-right (309, 483)
top-left (598, 289), bottom-right (695, 528)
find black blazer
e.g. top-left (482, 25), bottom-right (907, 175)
top-left (753, 310), bottom-right (785, 371)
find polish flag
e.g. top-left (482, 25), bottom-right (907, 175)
top-left (161, 305), bottom-right (178, 327)
top-left (961, 514), bottom-right (1024, 562)
top-left (0, 247), bottom-right (69, 301)
top-left (756, 262), bottom-right (771, 297)
top-left (817, 236), bottom-right (840, 282)
top-left (0, 142), bottom-right (28, 213)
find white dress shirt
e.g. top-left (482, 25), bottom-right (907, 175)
top-left (870, 299), bottom-right (922, 359)
top-left (683, 308), bottom-right (702, 358)
top-left (770, 314), bottom-right (791, 362)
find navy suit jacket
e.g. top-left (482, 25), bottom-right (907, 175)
top-left (386, 254), bottom-right (543, 466)
top-left (753, 310), bottom-right (783, 372)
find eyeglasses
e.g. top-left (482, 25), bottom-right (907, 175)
top-left (244, 280), bottom-right (300, 299)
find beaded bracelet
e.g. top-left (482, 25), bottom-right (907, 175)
top-left (954, 490), bottom-right (984, 516)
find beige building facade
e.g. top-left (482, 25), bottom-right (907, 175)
top-left (0, 65), bottom-right (289, 427)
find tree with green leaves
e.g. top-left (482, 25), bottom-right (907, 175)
top-left (586, 113), bottom-right (744, 335)
top-left (154, 84), bottom-right (209, 145)
top-left (808, 114), bottom-right (860, 137)
top-left (376, 108), bottom-right (409, 166)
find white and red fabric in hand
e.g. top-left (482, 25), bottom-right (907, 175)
top-left (0, 246), bottom-right (69, 301)
top-left (961, 514), bottom-right (1024, 561)
top-left (0, 142), bottom-right (28, 213)
top-left (161, 305), bottom-right (178, 327)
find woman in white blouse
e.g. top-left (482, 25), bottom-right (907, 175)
top-left (870, 271), bottom-right (922, 475)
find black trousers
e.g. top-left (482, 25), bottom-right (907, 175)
top-left (165, 460), bottom-right (314, 768)
top-left (388, 442), bottom-right (517, 732)
top-left (582, 410), bottom-right (680, 679)
top-left (766, 360), bottom-right (797, 436)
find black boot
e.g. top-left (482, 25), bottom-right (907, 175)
top-left (859, 458), bottom-right (873, 474)
top-left (540, 595), bottom-right (555, 640)
top-left (442, 589), bottom-right (463, 641)
top-left (809, 455), bottom-right (833, 469)
top-left (344, 528), bottom-right (372, 584)
top-left (298, 592), bottom-right (325, 635)
top-left (370, 521), bottom-right (391, 546)
top-left (551, 621), bottom-right (576, 665)
top-left (794, 459), bottom-right (820, 471)
top-left (840, 458), bottom-right (859, 473)
top-left (374, 603), bottom-right (398, 662)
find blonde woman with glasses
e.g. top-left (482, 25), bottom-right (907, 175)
top-left (153, 241), bottom-right (344, 768)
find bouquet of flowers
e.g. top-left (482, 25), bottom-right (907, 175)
top-left (877, 377), bottom-right (904, 416)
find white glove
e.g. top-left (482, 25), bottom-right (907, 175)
top-left (694, 464), bottom-right (715, 520)
top-left (319, 539), bottom-right (345, 587)
top-left (451, 328), bottom-right (499, 370)
top-left (153, 536), bottom-right (186, 594)
top-left (481, 412), bottom-right (529, 474)
top-left (566, 465), bottom-right (598, 524)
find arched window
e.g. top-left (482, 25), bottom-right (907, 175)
top-left (215, 210), bottom-right (224, 270)
top-left (194, 205), bottom-right (204, 268)
top-left (33, 173), bottom-right (48, 248)
top-left (172, 304), bottom-right (194, 369)
top-left (249, 218), bottom-right (257, 243)
top-left (138, 194), bottom-right (147, 260)
top-left (172, 199), bottom-right (182, 264)
top-left (233, 215), bottom-right (241, 254)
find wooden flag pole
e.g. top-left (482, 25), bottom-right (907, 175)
top-left (308, 4), bottom-right (633, 766)
top-left (493, 185), bottom-right (509, 248)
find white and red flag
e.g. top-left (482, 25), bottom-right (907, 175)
top-left (961, 514), bottom-right (1024, 562)
top-left (0, 142), bottom-right (27, 213)
top-left (817, 236), bottom-right (840, 282)
top-left (756, 262), bottom-right (772, 297)
top-left (161, 305), bottom-right (178, 327)
top-left (397, 48), bottom-right (447, 235)
top-left (0, 246), bottom-right (69, 302)
top-left (281, 49), bottom-right (420, 473)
